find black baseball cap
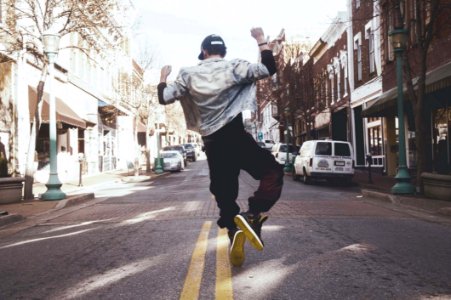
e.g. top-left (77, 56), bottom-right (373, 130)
top-left (198, 34), bottom-right (227, 60)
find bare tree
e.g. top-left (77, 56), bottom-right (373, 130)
top-left (390, 0), bottom-right (451, 189)
top-left (114, 61), bottom-right (159, 176)
top-left (0, 0), bottom-right (129, 199)
top-left (164, 103), bottom-right (187, 145)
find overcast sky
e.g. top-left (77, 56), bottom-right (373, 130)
top-left (131, 0), bottom-right (348, 83)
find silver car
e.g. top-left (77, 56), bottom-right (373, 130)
top-left (161, 150), bottom-right (184, 172)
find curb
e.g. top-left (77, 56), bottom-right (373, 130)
top-left (0, 172), bottom-right (170, 229)
top-left (361, 188), bottom-right (451, 219)
top-left (0, 214), bottom-right (24, 228)
top-left (361, 189), bottom-right (398, 204)
top-left (121, 175), bottom-right (153, 183)
top-left (54, 193), bottom-right (95, 209)
top-left (0, 193), bottom-right (95, 228)
top-left (438, 207), bottom-right (451, 217)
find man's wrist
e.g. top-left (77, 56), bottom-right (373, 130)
top-left (257, 40), bottom-right (270, 50)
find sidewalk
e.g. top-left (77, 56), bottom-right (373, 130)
top-left (0, 169), bottom-right (167, 228)
top-left (353, 168), bottom-right (451, 219)
top-left (1, 167), bottom-right (450, 229)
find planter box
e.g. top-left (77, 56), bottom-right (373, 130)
top-left (0, 177), bottom-right (25, 204)
top-left (422, 172), bottom-right (451, 201)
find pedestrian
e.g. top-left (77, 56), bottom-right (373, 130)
top-left (0, 137), bottom-right (8, 177)
top-left (157, 27), bottom-right (284, 267)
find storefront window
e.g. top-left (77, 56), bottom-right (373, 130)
top-left (367, 125), bottom-right (382, 155)
top-left (433, 107), bottom-right (450, 174)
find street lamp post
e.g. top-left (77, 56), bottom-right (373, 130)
top-left (283, 107), bottom-right (293, 173)
top-left (41, 32), bottom-right (65, 200)
top-left (390, 28), bottom-right (415, 195)
top-left (154, 126), bottom-right (164, 174)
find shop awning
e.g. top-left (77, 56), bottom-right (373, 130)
top-left (29, 86), bottom-right (86, 128)
top-left (361, 88), bottom-right (398, 117)
top-left (362, 61), bottom-right (451, 118)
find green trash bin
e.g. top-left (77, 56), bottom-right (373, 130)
top-left (154, 157), bottom-right (164, 174)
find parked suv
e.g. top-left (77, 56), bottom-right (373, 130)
top-left (183, 143), bottom-right (197, 162)
top-left (293, 140), bottom-right (354, 184)
top-left (271, 143), bottom-right (298, 165)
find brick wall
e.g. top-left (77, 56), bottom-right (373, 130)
top-left (352, 0), bottom-right (378, 89)
top-left (380, 0), bottom-right (451, 92)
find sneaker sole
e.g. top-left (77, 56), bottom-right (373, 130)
top-left (234, 215), bottom-right (264, 251)
top-left (257, 215), bottom-right (268, 246)
top-left (229, 230), bottom-right (245, 267)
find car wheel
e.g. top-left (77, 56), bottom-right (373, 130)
top-left (292, 168), bottom-right (300, 181)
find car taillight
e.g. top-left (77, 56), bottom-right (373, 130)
top-left (309, 158), bottom-right (313, 167)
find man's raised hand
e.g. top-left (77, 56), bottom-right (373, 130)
top-left (160, 65), bottom-right (172, 83)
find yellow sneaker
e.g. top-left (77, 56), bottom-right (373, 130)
top-left (234, 213), bottom-right (264, 251)
top-left (229, 230), bottom-right (245, 267)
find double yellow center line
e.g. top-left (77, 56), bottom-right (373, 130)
top-left (179, 221), bottom-right (234, 300)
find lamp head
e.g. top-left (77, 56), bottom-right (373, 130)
top-left (389, 28), bottom-right (408, 51)
top-left (42, 31), bottom-right (61, 56)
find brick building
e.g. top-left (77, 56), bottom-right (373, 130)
top-left (362, 0), bottom-right (451, 176)
top-left (256, 0), bottom-right (451, 183)
top-left (293, 12), bottom-right (349, 144)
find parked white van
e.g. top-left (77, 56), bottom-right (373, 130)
top-left (293, 140), bottom-right (354, 184)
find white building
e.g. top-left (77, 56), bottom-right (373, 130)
top-left (0, 0), bottom-right (148, 184)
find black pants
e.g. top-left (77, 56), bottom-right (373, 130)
top-left (202, 115), bottom-right (284, 231)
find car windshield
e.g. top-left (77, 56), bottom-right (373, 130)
top-left (315, 142), bottom-right (332, 155)
top-left (184, 144), bottom-right (194, 149)
top-left (165, 146), bottom-right (181, 151)
top-left (161, 152), bottom-right (178, 158)
top-left (335, 143), bottom-right (351, 156)
top-left (280, 145), bottom-right (296, 152)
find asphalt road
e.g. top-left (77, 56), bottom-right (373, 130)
top-left (0, 158), bottom-right (450, 300)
